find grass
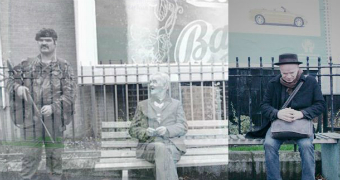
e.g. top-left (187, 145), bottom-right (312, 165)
top-left (230, 144), bottom-right (321, 151)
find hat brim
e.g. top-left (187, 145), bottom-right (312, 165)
top-left (274, 61), bottom-right (303, 65)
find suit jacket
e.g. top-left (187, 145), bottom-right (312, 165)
top-left (246, 74), bottom-right (326, 138)
top-left (129, 96), bottom-right (188, 158)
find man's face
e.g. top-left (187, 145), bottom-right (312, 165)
top-left (149, 76), bottom-right (167, 96)
top-left (37, 37), bottom-right (56, 55)
top-left (279, 64), bottom-right (300, 82)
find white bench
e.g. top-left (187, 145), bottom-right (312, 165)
top-left (95, 120), bottom-right (228, 180)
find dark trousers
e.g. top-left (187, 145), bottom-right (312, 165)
top-left (19, 116), bottom-right (63, 180)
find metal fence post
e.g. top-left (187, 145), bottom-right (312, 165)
top-left (236, 57), bottom-right (241, 134)
top-left (329, 56), bottom-right (334, 132)
top-left (247, 57), bottom-right (252, 131)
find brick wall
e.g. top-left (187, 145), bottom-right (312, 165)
top-left (181, 86), bottom-right (223, 120)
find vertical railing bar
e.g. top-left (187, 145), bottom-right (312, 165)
top-left (50, 63), bottom-right (55, 141)
top-left (329, 56), bottom-right (334, 132)
top-left (40, 65), bottom-right (45, 142)
top-left (136, 64), bottom-right (139, 103)
top-left (317, 57), bottom-right (322, 132)
top-left (270, 57), bottom-right (275, 131)
top-left (30, 64), bottom-right (36, 139)
top-left (259, 57), bottom-right (263, 127)
top-left (102, 61), bottom-right (108, 122)
top-left (271, 57), bottom-right (275, 76)
top-left (306, 56), bottom-right (310, 75)
top-left (248, 57), bottom-right (252, 131)
top-left (80, 63), bottom-right (86, 140)
top-left (222, 60), bottom-right (227, 121)
top-left (211, 61), bottom-right (216, 120)
top-left (114, 65), bottom-right (118, 122)
top-left (109, 61), bottom-right (114, 122)
top-left (10, 68), bottom-right (18, 140)
top-left (20, 64), bottom-right (27, 140)
top-left (236, 57), bottom-right (241, 134)
top-left (177, 60), bottom-right (182, 102)
top-left (125, 64), bottom-right (129, 121)
top-left (147, 63), bottom-right (150, 98)
top-left (168, 59), bottom-right (172, 98)
top-left (200, 61), bottom-right (205, 120)
top-left (189, 62), bottom-right (194, 121)
top-left (91, 65), bottom-right (98, 138)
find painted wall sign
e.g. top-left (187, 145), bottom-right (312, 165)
top-left (95, 0), bottom-right (228, 64)
top-left (175, 20), bottom-right (228, 63)
top-left (229, 0), bottom-right (327, 65)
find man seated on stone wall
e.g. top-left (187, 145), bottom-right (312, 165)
top-left (129, 72), bottom-right (188, 180)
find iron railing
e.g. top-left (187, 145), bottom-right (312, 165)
top-left (0, 62), bottom-right (228, 142)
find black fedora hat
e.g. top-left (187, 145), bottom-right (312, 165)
top-left (274, 53), bottom-right (303, 65)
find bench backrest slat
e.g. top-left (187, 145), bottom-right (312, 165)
top-left (102, 120), bottom-right (228, 129)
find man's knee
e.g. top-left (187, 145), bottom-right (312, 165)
top-left (298, 139), bottom-right (314, 151)
top-left (154, 142), bottom-right (167, 151)
top-left (264, 140), bottom-right (280, 151)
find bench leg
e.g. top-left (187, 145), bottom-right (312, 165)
top-left (122, 170), bottom-right (129, 180)
top-left (321, 141), bottom-right (340, 180)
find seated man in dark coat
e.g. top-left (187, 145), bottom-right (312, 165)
top-left (247, 53), bottom-right (326, 180)
top-left (129, 72), bottom-right (188, 180)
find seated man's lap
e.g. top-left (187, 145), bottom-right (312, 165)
top-left (264, 127), bottom-right (314, 150)
top-left (141, 140), bottom-right (181, 162)
top-left (264, 127), bottom-right (284, 150)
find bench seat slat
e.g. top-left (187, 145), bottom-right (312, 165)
top-left (187, 120), bottom-right (228, 128)
top-left (102, 140), bottom-right (138, 148)
top-left (102, 132), bottom-right (130, 139)
top-left (95, 155), bottom-right (229, 171)
top-left (320, 133), bottom-right (340, 139)
top-left (101, 147), bottom-right (228, 158)
top-left (102, 139), bottom-right (229, 148)
top-left (102, 120), bottom-right (228, 129)
top-left (102, 121), bottom-right (131, 129)
top-left (102, 129), bottom-right (227, 139)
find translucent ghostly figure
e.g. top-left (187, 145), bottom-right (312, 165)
top-left (129, 72), bottom-right (188, 180)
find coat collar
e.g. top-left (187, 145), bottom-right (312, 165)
top-left (148, 95), bottom-right (172, 112)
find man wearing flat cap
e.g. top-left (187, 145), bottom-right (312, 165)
top-left (246, 53), bottom-right (326, 180)
top-left (6, 28), bottom-right (76, 180)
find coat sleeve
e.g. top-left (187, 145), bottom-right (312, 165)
top-left (129, 104), bottom-right (149, 141)
top-left (261, 81), bottom-right (279, 121)
top-left (301, 78), bottom-right (326, 120)
top-left (5, 61), bottom-right (26, 94)
top-left (165, 102), bottom-right (188, 138)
